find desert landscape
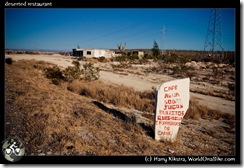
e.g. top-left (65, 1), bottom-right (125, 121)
top-left (5, 52), bottom-right (235, 156)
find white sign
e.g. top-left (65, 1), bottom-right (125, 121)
top-left (155, 78), bottom-right (190, 142)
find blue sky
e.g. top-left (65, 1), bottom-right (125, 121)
top-left (5, 8), bottom-right (235, 51)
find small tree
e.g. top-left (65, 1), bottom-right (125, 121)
top-left (151, 40), bottom-right (160, 57)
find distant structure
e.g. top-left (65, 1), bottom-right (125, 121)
top-left (72, 48), bottom-right (83, 56)
top-left (72, 47), bottom-right (145, 59)
top-left (117, 42), bottom-right (126, 56)
top-left (132, 50), bottom-right (144, 58)
top-left (203, 8), bottom-right (224, 58)
top-left (72, 48), bottom-right (114, 58)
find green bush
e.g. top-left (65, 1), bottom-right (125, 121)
top-left (63, 60), bottom-right (82, 81)
top-left (98, 56), bottom-right (106, 62)
top-left (44, 65), bottom-right (65, 85)
top-left (163, 54), bottom-right (179, 63)
top-left (129, 54), bottom-right (139, 60)
top-left (82, 62), bottom-right (100, 81)
top-left (154, 55), bottom-right (164, 60)
top-left (127, 51), bottom-right (132, 56)
top-left (114, 56), bottom-right (127, 62)
top-left (44, 65), bottom-right (64, 80)
top-left (44, 60), bottom-right (100, 84)
top-left (144, 54), bottom-right (153, 59)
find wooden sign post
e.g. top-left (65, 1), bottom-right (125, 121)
top-left (155, 78), bottom-right (190, 142)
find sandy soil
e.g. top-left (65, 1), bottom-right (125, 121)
top-left (5, 54), bottom-right (235, 114)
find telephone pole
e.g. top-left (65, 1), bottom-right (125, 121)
top-left (203, 8), bottom-right (224, 58)
top-left (161, 25), bottom-right (165, 55)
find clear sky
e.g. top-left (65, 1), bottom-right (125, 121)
top-left (5, 8), bottom-right (235, 51)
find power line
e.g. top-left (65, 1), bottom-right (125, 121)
top-left (75, 14), bottom-right (161, 47)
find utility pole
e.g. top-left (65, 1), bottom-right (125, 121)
top-left (161, 25), bottom-right (165, 56)
top-left (203, 8), bottom-right (224, 58)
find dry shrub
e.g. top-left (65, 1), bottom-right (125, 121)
top-left (5, 57), bottom-right (13, 64)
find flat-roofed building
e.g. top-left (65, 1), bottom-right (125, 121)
top-left (72, 48), bottom-right (115, 58)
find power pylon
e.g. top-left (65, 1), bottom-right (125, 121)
top-left (203, 8), bottom-right (224, 58)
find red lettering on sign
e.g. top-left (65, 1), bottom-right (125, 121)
top-left (164, 93), bottom-right (180, 99)
top-left (159, 110), bottom-right (164, 115)
top-left (159, 110), bottom-right (185, 116)
top-left (164, 85), bottom-right (178, 92)
top-left (170, 116), bottom-right (183, 120)
top-left (157, 116), bottom-right (170, 120)
top-left (164, 104), bottom-right (183, 110)
top-left (164, 126), bottom-right (170, 131)
top-left (164, 94), bottom-right (171, 98)
top-left (158, 131), bottom-right (171, 135)
top-left (156, 121), bottom-right (181, 126)
top-left (164, 98), bottom-right (181, 105)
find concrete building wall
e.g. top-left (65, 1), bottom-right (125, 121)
top-left (132, 50), bottom-right (144, 58)
top-left (73, 49), bottom-right (116, 58)
top-left (83, 49), bottom-right (94, 57)
top-left (138, 51), bottom-right (144, 57)
top-left (105, 50), bottom-right (115, 58)
top-left (94, 49), bottom-right (106, 57)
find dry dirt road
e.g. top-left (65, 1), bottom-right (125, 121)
top-left (5, 54), bottom-right (235, 114)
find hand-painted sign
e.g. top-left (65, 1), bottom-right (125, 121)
top-left (155, 78), bottom-right (190, 142)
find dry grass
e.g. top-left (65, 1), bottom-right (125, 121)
top-left (185, 98), bottom-right (234, 126)
top-left (190, 88), bottom-right (235, 101)
top-left (67, 79), bottom-right (234, 127)
top-left (67, 80), bottom-right (155, 113)
top-left (5, 59), bottom-right (235, 156)
top-left (5, 59), bottom-right (168, 155)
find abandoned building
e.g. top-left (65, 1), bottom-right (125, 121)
top-left (72, 48), bottom-right (145, 59)
top-left (72, 48), bottom-right (115, 58)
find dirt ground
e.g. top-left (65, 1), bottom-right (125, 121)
top-left (5, 54), bottom-right (235, 114)
top-left (4, 57), bottom-right (236, 156)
